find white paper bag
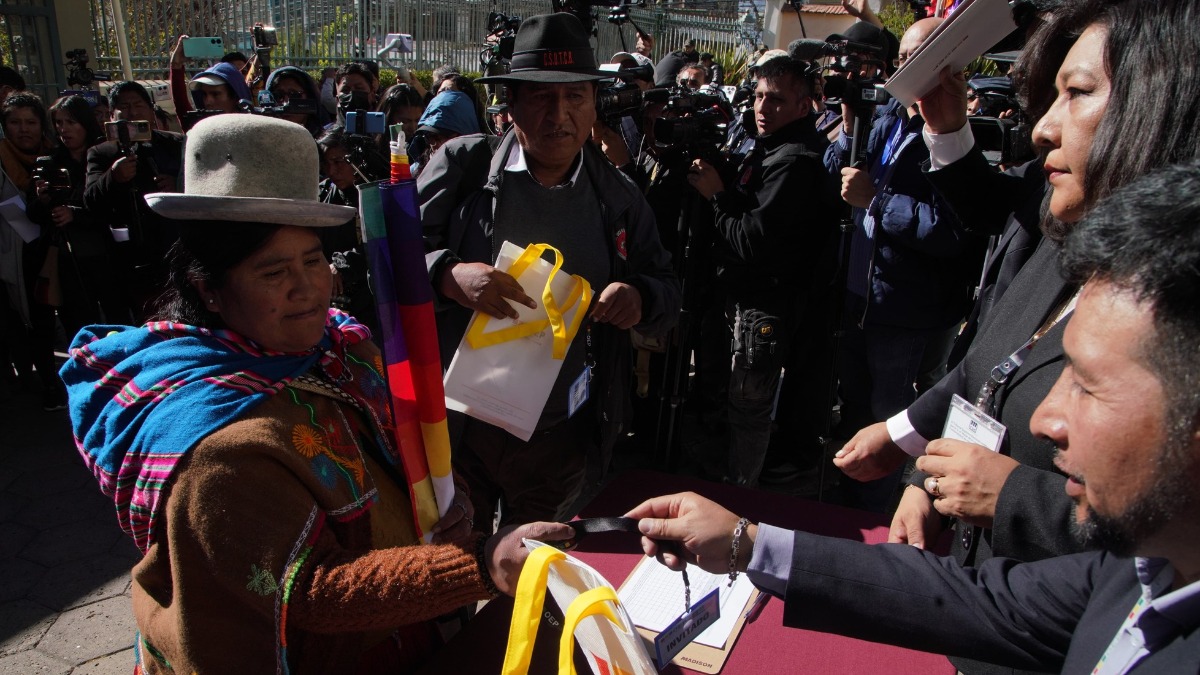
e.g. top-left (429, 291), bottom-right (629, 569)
top-left (502, 541), bottom-right (657, 675)
top-left (443, 241), bottom-right (592, 441)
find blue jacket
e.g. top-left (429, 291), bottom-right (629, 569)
top-left (189, 62), bottom-right (251, 109)
top-left (824, 98), bottom-right (982, 330)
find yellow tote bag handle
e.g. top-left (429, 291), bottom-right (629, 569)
top-left (465, 243), bottom-right (593, 359)
top-left (501, 545), bottom-right (566, 675)
top-left (558, 587), bottom-right (626, 675)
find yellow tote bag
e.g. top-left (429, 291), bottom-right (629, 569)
top-left (502, 542), bottom-right (657, 675)
top-left (443, 241), bottom-right (594, 441)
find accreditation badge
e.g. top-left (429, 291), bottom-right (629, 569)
top-left (942, 394), bottom-right (1006, 452)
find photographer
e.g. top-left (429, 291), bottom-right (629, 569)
top-left (408, 90), bottom-right (478, 177)
top-left (28, 97), bottom-right (126, 327)
top-left (686, 55), bottom-right (839, 486)
top-left (314, 127), bottom-right (380, 340)
top-left (0, 93), bottom-right (53, 403)
top-left (823, 19), bottom-right (983, 510)
top-left (168, 35), bottom-right (251, 129)
top-left (265, 66), bottom-right (322, 136)
top-left (84, 82), bottom-right (183, 321)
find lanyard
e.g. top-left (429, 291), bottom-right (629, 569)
top-left (975, 289), bottom-right (1079, 413)
top-left (584, 323), bottom-right (595, 382)
top-left (877, 116), bottom-right (906, 172)
top-left (1092, 595), bottom-right (1151, 675)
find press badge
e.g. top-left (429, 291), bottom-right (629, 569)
top-left (942, 394), bottom-right (1006, 452)
top-left (567, 367), bottom-right (590, 418)
top-left (653, 588), bottom-right (720, 666)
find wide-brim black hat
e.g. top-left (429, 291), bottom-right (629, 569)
top-left (477, 13), bottom-right (612, 84)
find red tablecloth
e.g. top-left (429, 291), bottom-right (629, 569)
top-left (421, 470), bottom-right (957, 674)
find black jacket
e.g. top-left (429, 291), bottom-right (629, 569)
top-left (83, 130), bottom-right (184, 265)
top-left (924, 146), bottom-right (1047, 364)
top-left (26, 148), bottom-right (110, 260)
top-left (710, 114), bottom-right (838, 306)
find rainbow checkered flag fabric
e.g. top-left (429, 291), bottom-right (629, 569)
top-left (358, 179), bottom-right (453, 540)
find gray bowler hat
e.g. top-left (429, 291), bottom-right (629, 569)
top-left (145, 114), bottom-right (356, 227)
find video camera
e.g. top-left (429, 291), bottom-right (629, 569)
top-left (251, 24), bottom-right (278, 51)
top-left (65, 48), bottom-right (109, 89)
top-left (594, 63), bottom-right (661, 129)
top-left (652, 87), bottom-right (729, 161)
top-left (788, 37), bottom-right (890, 110)
top-left (965, 76), bottom-right (1034, 166)
top-left (32, 156), bottom-right (73, 207)
top-left (968, 116), bottom-right (1033, 166)
top-left (554, 0), bottom-right (645, 36)
top-left (255, 90), bottom-right (320, 120)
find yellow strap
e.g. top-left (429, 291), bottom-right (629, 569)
top-left (501, 545), bottom-right (566, 675)
top-left (558, 586), bottom-right (626, 675)
top-left (464, 243), bottom-right (593, 360)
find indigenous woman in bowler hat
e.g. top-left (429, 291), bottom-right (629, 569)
top-left (61, 114), bottom-right (571, 673)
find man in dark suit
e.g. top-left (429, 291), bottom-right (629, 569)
top-left (84, 81), bottom-right (184, 320)
top-left (628, 162), bottom-right (1200, 673)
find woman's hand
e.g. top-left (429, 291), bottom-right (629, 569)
top-left (625, 492), bottom-right (757, 575)
top-left (887, 484), bottom-right (943, 549)
top-left (483, 522), bottom-right (576, 596)
top-left (833, 421), bottom-right (909, 481)
top-left (430, 489), bottom-right (476, 544)
top-left (915, 439), bottom-right (1020, 528)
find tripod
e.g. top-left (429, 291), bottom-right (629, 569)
top-left (654, 187), bottom-right (709, 470)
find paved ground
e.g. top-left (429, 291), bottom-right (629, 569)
top-left (1, 387), bottom-right (137, 674)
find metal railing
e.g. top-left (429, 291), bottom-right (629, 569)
top-left (88, 0), bottom-right (759, 79)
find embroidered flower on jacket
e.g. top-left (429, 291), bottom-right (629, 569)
top-left (291, 424), bottom-right (326, 458)
top-left (310, 454), bottom-right (339, 489)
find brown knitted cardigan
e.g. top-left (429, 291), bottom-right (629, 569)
top-left (131, 342), bottom-right (491, 674)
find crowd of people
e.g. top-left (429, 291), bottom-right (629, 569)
top-left (1, 0), bottom-right (1198, 670)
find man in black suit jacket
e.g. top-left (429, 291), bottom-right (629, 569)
top-left (84, 81), bottom-right (184, 320)
top-left (628, 162), bottom-right (1200, 673)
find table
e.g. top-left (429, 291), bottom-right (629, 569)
top-left (422, 470), bottom-right (957, 674)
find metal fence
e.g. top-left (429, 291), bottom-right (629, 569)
top-left (87, 0), bottom-right (758, 80)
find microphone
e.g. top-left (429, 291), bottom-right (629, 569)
top-left (788, 38), bottom-right (833, 60)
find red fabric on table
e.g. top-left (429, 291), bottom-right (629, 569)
top-left (572, 470), bottom-right (957, 674)
top-left (418, 470), bottom-right (957, 675)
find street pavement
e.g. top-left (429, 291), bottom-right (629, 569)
top-left (1, 387), bottom-right (137, 674)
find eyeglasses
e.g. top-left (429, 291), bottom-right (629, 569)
top-left (677, 78), bottom-right (702, 89)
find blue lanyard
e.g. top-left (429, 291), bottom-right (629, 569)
top-left (877, 117), bottom-right (906, 172)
